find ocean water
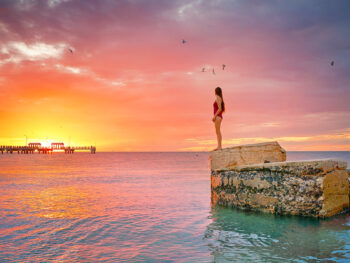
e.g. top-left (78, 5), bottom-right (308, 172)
top-left (0, 151), bottom-right (349, 263)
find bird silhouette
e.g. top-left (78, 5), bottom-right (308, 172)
top-left (212, 68), bottom-right (216, 75)
top-left (68, 48), bottom-right (73, 54)
top-left (331, 61), bottom-right (334, 66)
top-left (202, 68), bottom-right (205, 72)
top-left (182, 39), bottom-right (186, 44)
top-left (222, 64), bottom-right (226, 70)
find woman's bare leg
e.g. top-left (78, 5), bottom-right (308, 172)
top-left (215, 117), bottom-right (222, 150)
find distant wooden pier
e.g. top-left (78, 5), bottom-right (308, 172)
top-left (0, 142), bottom-right (96, 154)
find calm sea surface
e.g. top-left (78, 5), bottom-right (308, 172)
top-left (0, 152), bottom-right (349, 262)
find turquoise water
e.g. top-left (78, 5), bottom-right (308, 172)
top-left (0, 152), bottom-right (349, 262)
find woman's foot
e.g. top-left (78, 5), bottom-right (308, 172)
top-left (212, 147), bottom-right (222, 151)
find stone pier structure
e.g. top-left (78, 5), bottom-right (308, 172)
top-left (210, 141), bottom-right (286, 170)
top-left (210, 142), bottom-right (350, 218)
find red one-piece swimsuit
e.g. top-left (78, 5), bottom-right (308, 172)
top-left (213, 101), bottom-right (223, 119)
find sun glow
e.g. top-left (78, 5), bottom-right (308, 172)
top-left (0, 1), bottom-right (349, 152)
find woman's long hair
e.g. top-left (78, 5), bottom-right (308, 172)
top-left (215, 87), bottom-right (225, 112)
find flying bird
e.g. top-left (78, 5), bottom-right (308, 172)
top-left (212, 68), bottom-right (216, 75)
top-left (202, 68), bottom-right (206, 72)
top-left (222, 64), bottom-right (226, 70)
top-left (68, 48), bottom-right (74, 54)
top-left (182, 39), bottom-right (186, 44)
top-left (330, 61), bottom-right (334, 66)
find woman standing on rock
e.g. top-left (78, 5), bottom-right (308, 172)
top-left (212, 87), bottom-right (225, 150)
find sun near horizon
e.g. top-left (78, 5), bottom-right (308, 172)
top-left (0, 1), bottom-right (349, 152)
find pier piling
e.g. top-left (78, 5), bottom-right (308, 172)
top-left (0, 144), bottom-right (96, 155)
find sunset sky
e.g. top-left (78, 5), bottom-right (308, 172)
top-left (0, 0), bottom-right (349, 151)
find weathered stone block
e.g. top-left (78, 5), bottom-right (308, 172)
top-left (321, 194), bottom-right (349, 217)
top-left (250, 193), bottom-right (278, 207)
top-left (210, 141), bottom-right (286, 171)
top-left (211, 159), bottom-right (349, 218)
top-left (323, 170), bottom-right (349, 195)
top-left (211, 175), bottom-right (222, 188)
top-left (347, 169), bottom-right (350, 205)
